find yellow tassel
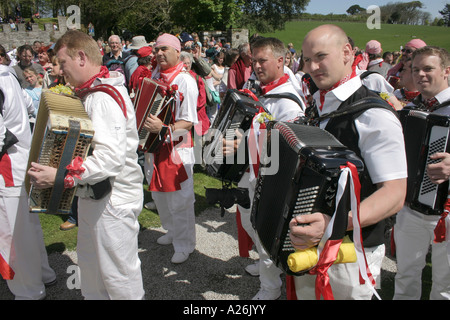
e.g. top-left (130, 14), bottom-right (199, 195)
top-left (287, 235), bottom-right (357, 273)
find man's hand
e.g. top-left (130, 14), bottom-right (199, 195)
top-left (143, 114), bottom-right (163, 134)
top-left (289, 213), bottom-right (331, 250)
top-left (28, 162), bottom-right (57, 189)
top-left (222, 130), bottom-right (244, 156)
top-left (427, 152), bottom-right (450, 185)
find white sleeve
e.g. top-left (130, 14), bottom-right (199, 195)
top-left (79, 92), bottom-right (128, 185)
top-left (173, 74), bottom-right (199, 124)
top-left (355, 108), bottom-right (407, 184)
top-left (362, 73), bottom-right (394, 94)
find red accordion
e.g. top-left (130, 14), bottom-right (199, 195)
top-left (133, 78), bottom-right (174, 153)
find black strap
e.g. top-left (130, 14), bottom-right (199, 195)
top-left (47, 120), bottom-right (81, 214)
top-left (262, 92), bottom-right (305, 110)
top-left (0, 89), bottom-right (19, 157)
top-left (0, 89), bottom-right (4, 115)
top-left (317, 96), bottom-right (397, 123)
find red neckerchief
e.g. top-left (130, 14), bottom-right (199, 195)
top-left (75, 66), bottom-right (110, 92)
top-left (402, 88), bottom-right (420, 101)
top-left (260, 73), bottom-right (290, 95)
top-left (159, 62), bottom-right (184, 85)
top-left (318, 69), bottom-right (357, 111)
top-left (424, 97), bottom-right (439, 111)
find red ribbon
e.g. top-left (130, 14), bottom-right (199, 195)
top-left (309, 239), bottom-right (343, 300)
top-left (434, 211), bottom-right (448, 243)
top-left (64, 156), bottom-right (85, 189)
top-left (434, 199), bottom-right (449, 243)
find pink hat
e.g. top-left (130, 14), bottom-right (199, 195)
top-left (365, 40), bottom-right (382, 55)
top-left (155, 33), bottom-right (181, 52)
top-left (405, 39), bottom-right (427, 49)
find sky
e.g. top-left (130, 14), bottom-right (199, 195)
top-left (305, 0), bottom-right (448, 19)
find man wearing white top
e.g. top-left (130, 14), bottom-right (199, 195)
top-left (143, 33), bottom-right (198, 264)
top-left (235, 37), bottom-right (305, 300)
top-left (0, 64), bottom-right (56, 300)
top-left (28, 30), bottom-right (144, 300)
top-left (289, 24), bottom-right (407, 300)
top-left (394, 46), bottom-right (450, 300)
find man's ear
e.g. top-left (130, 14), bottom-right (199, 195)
top-left (343, 43), bottom-right (353, 64)
top-left (78, 50), bottom-right (87, 67)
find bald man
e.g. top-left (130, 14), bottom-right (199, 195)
top-left (289, 24), bottom-right (407, 300)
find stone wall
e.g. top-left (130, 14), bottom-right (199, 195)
top-left (0, 16), bottom-right (68, 51)
top-left (200, 28), bottom-right (249, 48)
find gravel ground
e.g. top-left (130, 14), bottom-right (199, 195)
top-left (0, 205), bottom-right (397, 300)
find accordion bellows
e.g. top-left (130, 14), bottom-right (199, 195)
top-left (26, 91), bottom-right (94, 214)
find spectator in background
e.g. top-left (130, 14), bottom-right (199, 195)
top-left (227, 42), bottom-right (252, 90)
top-left (102, 35), bottom-right (130, 75)
top-left (387, 39), bottom-right (427, 88)
top-left (128, 45), bottom-right (153, 95)
top-left (365, 40), bottom-right (391, 78)
top-left (393, 57), bottom-right (419, 107)
top-left (383, 51), bottom-right (394, 66)
top-left (43, 56), bottom-right (65, 89)
top-left (37, 45), bottom-right (52, 72)
top-left (124, 36), bottom-right (152, 87)
top-left (13, 45), bottom-right (45, 89)
top-left (23, 67), bottom-right (43, 127)
top-left (285, 49), bottom-right (294, 72)
top-left (211, 50), bottom-right (226, 95)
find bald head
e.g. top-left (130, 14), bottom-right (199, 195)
top-left (301, 24), bottom-right (354, 90)
top-left (303, 24), bottom-right (349, 49)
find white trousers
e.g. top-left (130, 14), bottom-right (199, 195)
top-left (294, 244), bottom-right (385, 300)
top-left (0, 186), bottom-right (56, 300)
top-left (145, 151), bottom-right (196, 254)
top-left (238, 172), bottom-right (283, 293)
top-left (77, 195), bottom-right (145, 300)
top-left (394, 209), bottom-right (450, 300)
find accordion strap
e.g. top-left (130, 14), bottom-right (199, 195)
top-left (47, 119), bottom-right (81, 214)
top-left (318, 97), bottom-right (396, 123)
top-left (77, 84), bottom-right (127, 119)
top-left (262, 93), bottom-right (305, 111)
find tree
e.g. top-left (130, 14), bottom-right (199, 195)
top-left (346, 4), bottom-right (365, 15)
top-left (239, 0), bottom-right (311, 33)
top-left (439, 3), bottom-right (450, 26)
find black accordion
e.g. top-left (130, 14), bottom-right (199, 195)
top-left (202, 89), bottom-right (262, 184)
top-left (251, 121), bottom-right (364, 275)
top-left (399, 108), bottom-right (450, 215)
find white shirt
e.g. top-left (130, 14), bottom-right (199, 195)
top-left (315, 75), bottom-right (407, 184)
top-left (151, 67), bottom-right (199, 165)
top-left (259, 81), bottom-right (306, 122)
top-left (79, 71), bottom-right (143, 206)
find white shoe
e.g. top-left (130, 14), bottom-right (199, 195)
top-left (244, 261), bottom-right (260, 276)
top-left (252, 288), bottom-right (281, 300)
top-left (156, 234), bottom-right (172, 245)
top-left (171, 252), bottom-right (190, 264)
top-left (144, 201), bottom-right (157, 210)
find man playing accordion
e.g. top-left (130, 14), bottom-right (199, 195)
top-left (143, 33), bottom-right (198, 265)
top-left (28, 30), bottom-right (145, 300)
top-left (394, 46), bottom-right (450, 300)
top-left (232, 37), bottom-right (305, 300)
top-left (289, 24), bottom-right (407, 300)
